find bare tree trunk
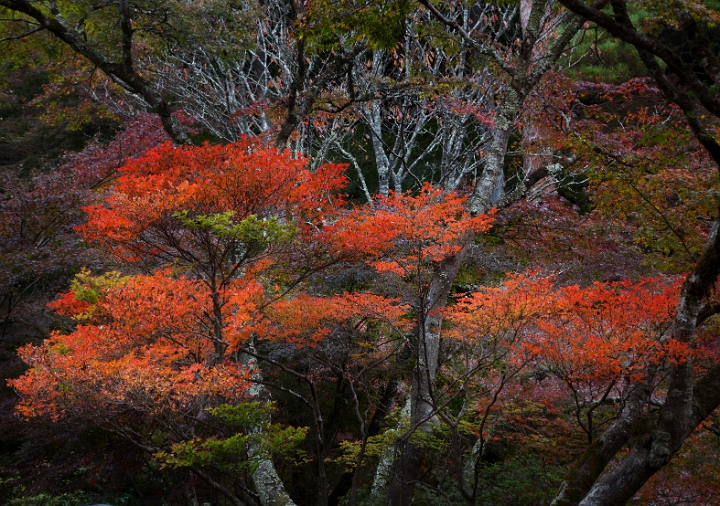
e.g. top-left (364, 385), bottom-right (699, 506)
top-left (243, 345), bottom-right (299, 506)
top-left (368, 98), bottom-right (392, 198)
top-left (366, 50), bottom-right (392, 197)
top-left (550, 377), bottom-right (655, 506)
top-left (386, 244), bottom-right (471, 505)
top-left (469, 89), bottom-right (519, 215)
top-left (248, 443), bottom-right (297, 506)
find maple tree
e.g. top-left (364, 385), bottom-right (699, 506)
top-left (9, 136), bottom-right (706, 506)
top-left (426, 272), bottom-right (689, 504)
top-left (8, 139), bottom-right (408, 506)
top-left (5, 135), bottom-right (497, 504)
top-left (3, 1), bottom-right (720, 505)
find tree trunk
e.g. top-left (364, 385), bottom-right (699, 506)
top-left (550, 377), bottom-right (655, 506)
top-left (468, 89), bottom-right (519, 216)
top-left (243, 346), bottom-right (299, 506)
top-left (385, 244), bottom-right (471, 505)
top-left (570, 220), bottom-right (720, 506)
top-left (328, 376), bottom-right (402, 505)
top-left (366, 50), bottom-right (391, 198)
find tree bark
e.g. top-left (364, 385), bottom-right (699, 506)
top-left (574, 221), bottom-right (720, 506)
top-left (386, 249), bottom-right (466, 505)
top-left (468, 88), bottom-right (519, 216)
top-left (243, 346), bottom-right (299, 506)
top-left (383, 3), bottom-right (588, 503)
top-left (550, 376), bottom-right (655, 506)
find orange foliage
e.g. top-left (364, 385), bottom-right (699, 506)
top-left (13, 135), bottom-right (694, 484)
top-left (447, 273), bottom-right (685, 389)
top-left (532, 277), bottom-right (684, 384)
top-left (11, 270), bottom-right (251, 421)
top-left (12, 140), bottom-right (421, 424)
top-left (78, 139), bottom-right (348, 262)
top-left (322, 183), bottom-right (495, 274)
top-left (239, 292), bottom-right (410, 349)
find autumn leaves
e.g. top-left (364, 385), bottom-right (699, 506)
top-left (7, 140), bottom-right (697, 506)
top-left (12, 140), bottom-right (688, 424)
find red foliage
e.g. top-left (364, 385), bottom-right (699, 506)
top-left (11, 269), bottom-right (250, 421)
top-left (242, 292), bottom-right (410, 349)
top-left (78, 138), bottom-right (348, 263)
top-left (9, 129), bottom-right (706, 504)
top-left (447, 272), bottom-right (685, 400)
top-left (322, 183), bottom-right (494, 275)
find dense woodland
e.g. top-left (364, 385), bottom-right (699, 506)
top-left (1, 1), bottom-right (720, 505)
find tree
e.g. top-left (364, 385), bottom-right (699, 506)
top-left (12, 130), bottom-right (709, 505)
top-left (10, 139), bottom-right (413, 505)
top-left (541, 2), bottom-right (720, 504)
top-left (5, 1), bottom-right (720, 505)
top-left (438, 273), bottom-right (689, 505)
top-left (357, 1), bottom-right (601, 501)
top-left (0, 0), bottom-right (260, 144)
top-left (8, 135), bottom-right (496, 503)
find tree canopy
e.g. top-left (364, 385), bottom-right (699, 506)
top-left (1, 1), bottom-right (720, 506)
